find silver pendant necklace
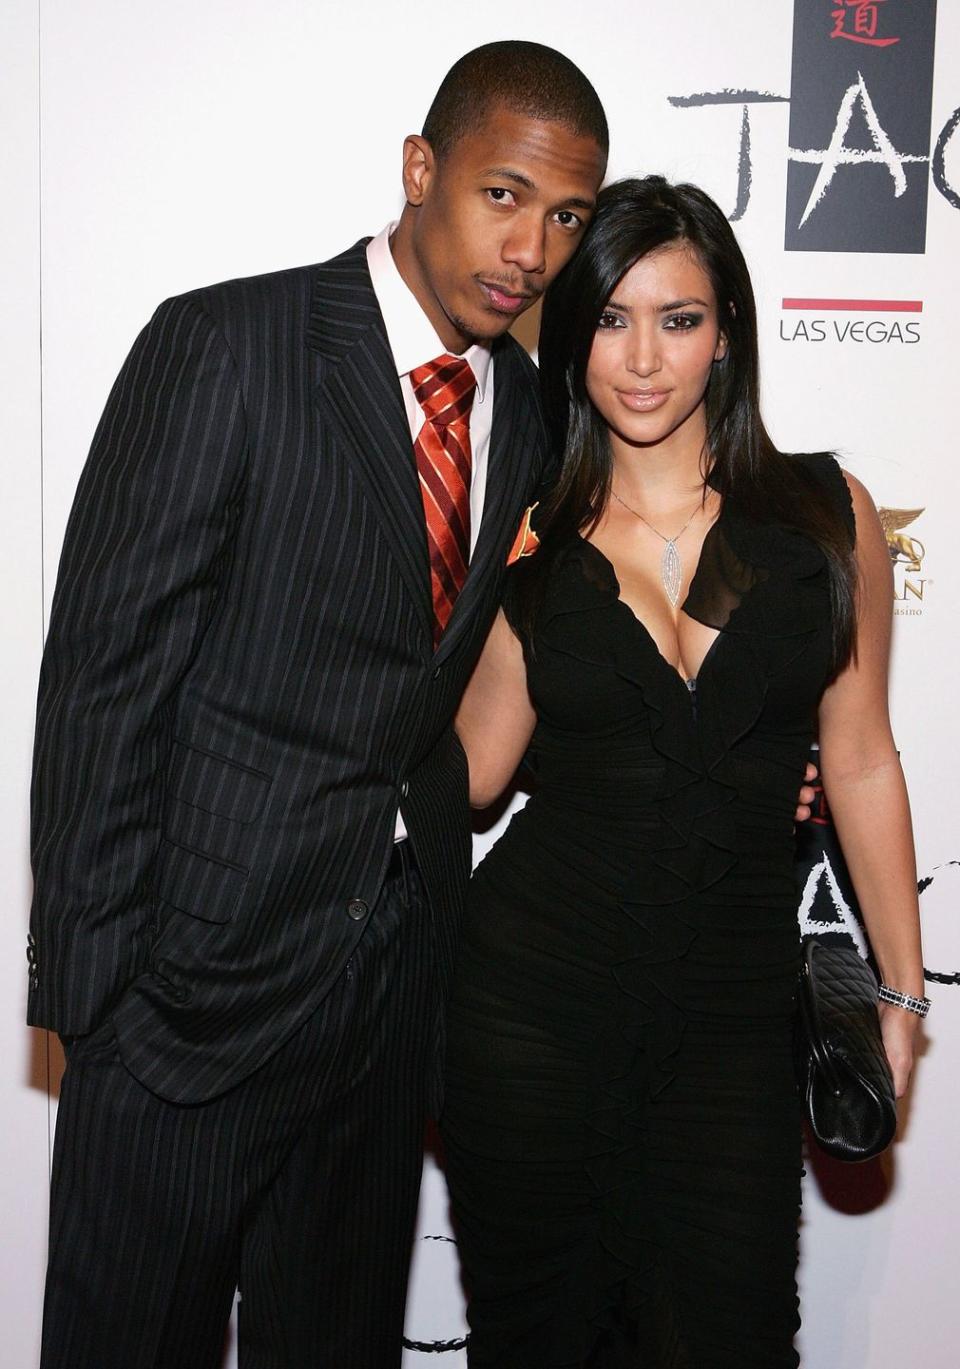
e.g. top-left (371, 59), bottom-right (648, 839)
top-left (610, 489), bottom-right (702, 608)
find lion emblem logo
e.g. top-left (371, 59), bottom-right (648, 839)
top-left (879, 507), bottom-right (925, 574)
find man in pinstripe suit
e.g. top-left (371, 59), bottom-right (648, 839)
top-left (28, 42), bottom-right (608, 1369)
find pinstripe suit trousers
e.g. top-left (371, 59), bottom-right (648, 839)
top-left (40, 849), bottom-right (438, 1369)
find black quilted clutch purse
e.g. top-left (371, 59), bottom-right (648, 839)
top-left (796, 937), bottom-right (897, 1162)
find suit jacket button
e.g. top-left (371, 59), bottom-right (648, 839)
top-left (346, 898), bottom-right (368, 921)
top-left (152, 958), bottom-right (189, 1002)
top-left (432, 666), bottom-right (442, 680)
top-left (399, 780), bottom-right (409, 798)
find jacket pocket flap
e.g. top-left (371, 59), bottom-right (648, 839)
top-left (153, 838), bottom-right (247, 923)
top-left (168, 740), bottom-right (271, 824)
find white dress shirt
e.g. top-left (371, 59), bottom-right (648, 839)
top-left (366, 224), bottom-right (495, 840)
top-left (365, 223), bottom-right (494, 556)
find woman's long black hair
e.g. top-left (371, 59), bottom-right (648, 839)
top-left (514, 175), bottom-right (856, 672)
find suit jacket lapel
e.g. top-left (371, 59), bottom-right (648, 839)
top-left (434, 340), bottom-right (543, 665)
top-left (308, 242), bottom-right (433, 649)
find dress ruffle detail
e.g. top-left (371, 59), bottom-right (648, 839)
top-left (531, 485), bottom-right (830, 1337)
top-left (443, 457), bottom-right (844, 1363)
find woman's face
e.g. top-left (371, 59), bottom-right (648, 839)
top-left (585, 241), bottom-right (727, 454)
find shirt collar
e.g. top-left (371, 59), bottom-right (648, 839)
top-left (365, 223), bottom-right (492, 404)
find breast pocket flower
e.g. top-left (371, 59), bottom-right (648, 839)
top-left (506, 503), bottom-right (541, 566)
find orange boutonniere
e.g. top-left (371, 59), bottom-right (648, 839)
top-left (506, 503), bottom-right (541, 566)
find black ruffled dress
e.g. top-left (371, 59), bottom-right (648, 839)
top-left (442, 456), bottom-right (855, 1368)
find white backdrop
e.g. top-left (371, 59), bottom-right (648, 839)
top-left (2, 2), bottom-right (958, 1365)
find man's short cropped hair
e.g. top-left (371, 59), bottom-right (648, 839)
top-left (422, 41), bottom-right (609, 162)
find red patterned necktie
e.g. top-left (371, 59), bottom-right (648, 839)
top-left (410, 354), bottom-right (477, 645)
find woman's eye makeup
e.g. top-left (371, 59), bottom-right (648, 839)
top-left (663, 311), bottom-right (704, 330)
top-left (596, 309), bottom-right (707, 332)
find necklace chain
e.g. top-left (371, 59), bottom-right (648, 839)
top-left (610, 488), bottom-right (705, 608)
top-left (610, 488), bottom-right (702, 544)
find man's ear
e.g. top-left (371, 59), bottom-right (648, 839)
top-left (402, 134), bottom-right (437, 207)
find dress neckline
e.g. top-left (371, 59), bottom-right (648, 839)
top-left (577, 508), bottom-right (724, 689)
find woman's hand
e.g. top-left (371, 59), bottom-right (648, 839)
top-left (879, 1002), bottom-right (922, 1098)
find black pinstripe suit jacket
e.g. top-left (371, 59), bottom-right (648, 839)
top-left (28, 239), bottom-right (546, 1104)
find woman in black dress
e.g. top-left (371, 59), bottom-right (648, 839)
top-left (442, 178), bottom-right (924, 1367)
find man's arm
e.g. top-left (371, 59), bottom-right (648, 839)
top-left (29, 293), bottom-right (248, 1034)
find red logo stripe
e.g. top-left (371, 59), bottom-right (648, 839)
top-left (781, 298), bottom-right (923, 313)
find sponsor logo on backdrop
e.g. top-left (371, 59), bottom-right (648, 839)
top-left (669, 6), bottom-right (950, 353)
top-left (798, 853), bottom-right (870, 954)
top-left (880, 505), bottom-right (931, 614)
top-left (785, 0), bottom-right (939, 253)
top-left (830, 2), bottom-right (900, 49)
top-left (403, 1233), bottom-right (468, 1355)
top-left (667, 2), bottom-right (957, 246)
top-left (919, 861), bottom-right (960, 987)
top-left (796, 778), bottom-right (871, 954)
top-left (778, 297), bottom-right (922, 344)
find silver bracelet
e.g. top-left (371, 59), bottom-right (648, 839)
top-left (878, 983), bottom-right (931, 1018)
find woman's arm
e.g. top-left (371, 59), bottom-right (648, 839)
top-left (456, 609), bottom-right (537, 808)
top-left (817, 472), bottom-right (925, 1097)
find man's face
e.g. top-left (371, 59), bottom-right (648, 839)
top-left (396, 106), bottom-right (606, 351)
